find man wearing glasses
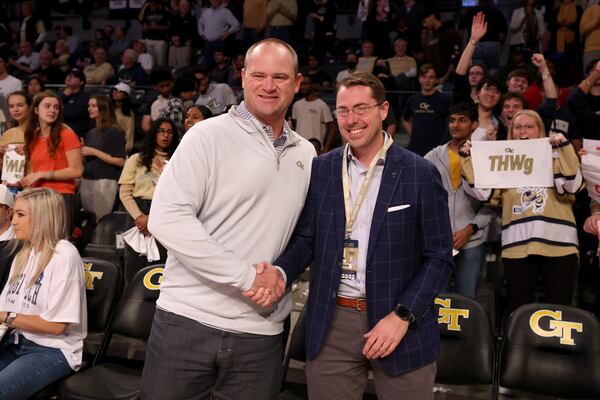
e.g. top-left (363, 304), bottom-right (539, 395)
top-left (247, 72), bottom-right (453, 399)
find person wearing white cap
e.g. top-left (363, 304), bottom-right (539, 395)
top-left (111, 82), bottom-right (135, 152)
top-left (0, 184), bottom-right (15, 242)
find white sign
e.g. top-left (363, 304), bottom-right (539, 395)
top-left (581, 140), bottom-right (600, 203)
top-left (1, 145), bottom-right (26, 184)
top-left (471, 139), bottom-right (553, 189)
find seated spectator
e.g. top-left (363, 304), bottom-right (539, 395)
top-left (305, 53), bottom-right (332, 90)
top-left (0, 53), bottom-right (23, 119)
top-left (461, 109), bottom-right (582, 314)
top-left (81, 95), bottom-right (126, 222)
top-left (52, 39), bottom-right (71, 73)
top-left (116, 49), bottom-right (148, 87)
top-left (118, 118), bottom-right (178, 282)
top-left (0, 187), bottom-right (86, 399)
top-left (227, 53), bottom-right (245, 91)
top-left (209, 50), bottom-right (231, 84)
top-left (26, 75), bottom-right (44, 98)
top-left (93, 29), bottom-right (111, 50)
top-left (184, 104), bottom-right (212, 134)
top-left (387, 38), bottom-right (417, 79)
top-left (168, 0), bottom-right (197, 69)
top-left (0, 185), bottom-right (14, 242)
top-left (402, 64), bottom-right (452, 156)
top-left (9, 41), bottom-right (40, 79)
top-left (581, 3), bottom-right (600, 69)
top-left (59, 68), bottom-right (90, 138)
top-left (57, 25), bottom-right (79, 55)
top-left (110, 82), bottom-right (135, 153)
top-left (356, 40), bottom-right (377, 73)
top-left (108, 26), bottom-right (129, 61)
top-left (84, 47), bottom-right (115, 85)
top-left (291, 75), bottom-right (336, 152)
top-left (32, 50), bottom-right (65, 85)
top-left (336, 52), bottom-right (358, 87)
top-left (266, 0), bottom-right (297, 43)
top-left (133, 39), bottom-right (155, 74)
top-left (194, 66), bottom-right (237, 115)
top-left (19, 91), bottom-right (83, 236)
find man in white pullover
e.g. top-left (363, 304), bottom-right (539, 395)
top-left (142, 38), bottom-right (315, 399)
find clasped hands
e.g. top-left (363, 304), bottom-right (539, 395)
top-left (242, 262), bottom-right (285, 307)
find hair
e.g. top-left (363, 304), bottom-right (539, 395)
top-left (110, 88), bottom-right (132, 116)
top-left (172, 76), bottom-right (198, 98)
top-left (418, 63), bottom-right (436, 77)
top-left (393, 38), bottom-right (408, 46)
top-left (123, 48), bottom-right (138, 63)
top-left (149, 66), bottom-right (174, 85)
top-left (476, 76), bottom-right (502, 93)
top-left (26, 75), bottom-right (45, 92)
top-left (508, 109), bottom-right (546, 139)
top-left (423, 9), bottom-right (441, 20)
top-left (449, 102), bottom-right (478, 122)
top-left (25, 91), bottom-right (65, 158)
top-left (501, 92), bottom-right (528, 109)
top-left (139, 118), bottom-right (179, 171)
top-left (338, 72), bottom-right (386, 104)
top-left (10, 188), bottom-right (68, 287)
top-left (245, 38), bottom-right (299, 74)
top-left (507, 68), bottom-right (530, 83)
top-left (90, 94), bottom-right (117, 130)
top-left (186, 104), bottom-right (212, 120)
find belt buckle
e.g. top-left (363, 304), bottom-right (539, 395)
top-left (356, 298), bottom-right (366, 311)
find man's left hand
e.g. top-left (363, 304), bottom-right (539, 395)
top-left (362, 312), bottom-right (409, 359)
top-left (453, 225), bottom-right (474, 250)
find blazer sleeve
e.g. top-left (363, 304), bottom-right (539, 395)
top-left (397, 163), bottom-right (453, 319)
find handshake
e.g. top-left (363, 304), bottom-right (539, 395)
top-left (242, 262), bottom-right (286, 307)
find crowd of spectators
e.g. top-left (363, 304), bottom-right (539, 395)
top-left (0, 0), bottom-right (598, 394)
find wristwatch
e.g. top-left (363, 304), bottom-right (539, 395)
top-left (4, 312), bottom-right (16, 327)
top-left (394, 304), bottom-right (415, 323)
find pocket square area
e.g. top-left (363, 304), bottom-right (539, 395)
top-left (388, 204), bottom-right (411, 212)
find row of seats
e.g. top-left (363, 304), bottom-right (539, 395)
top-left (282, 293), bottom-right (600, 400)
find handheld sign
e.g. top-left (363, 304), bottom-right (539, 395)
top-left (581, 139), bottom-right (600, 204)
top-left (1, 145), bottom-right (26, 184)
top-left (472, 138), bottom-right (553, 189)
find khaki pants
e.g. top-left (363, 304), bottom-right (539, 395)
top-left (306, 306), bottom-right (436, 400)
top-left (168, 46), bottom-right (191, 70)
top-left (145, 39), bottom-right (167, 66)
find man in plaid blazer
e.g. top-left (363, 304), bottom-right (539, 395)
top-left (248, 72), bottom-right (453, 399)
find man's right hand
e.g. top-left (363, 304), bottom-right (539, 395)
top-left (242, 262), bottom-right (285, 307)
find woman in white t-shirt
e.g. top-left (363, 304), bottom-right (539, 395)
top-left (0, 187), bottom-right (86, 399)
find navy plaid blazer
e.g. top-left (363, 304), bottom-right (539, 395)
top-left (275, 143), bottom-right (453, 376)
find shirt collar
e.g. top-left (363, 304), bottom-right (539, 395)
top-left (347, 131), bottom-right (390, 168)
top-left (235, 101), bottom-right (291, 143)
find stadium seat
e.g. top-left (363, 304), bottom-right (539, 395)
top-left (434, 292), bottom-right (495, 393)
top-left (83, 211), bottom-right (130, 264)
top-left (59, 265), bottom-right (165, 400)
top-left (498, 303), bottom-right (600, 398)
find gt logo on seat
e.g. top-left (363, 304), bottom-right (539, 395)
top-left (529, 309), bottom-right (583, 346)
top-left (435, 298), bottom-right (470, 331)
top-left (83, 262), bottom-right (103, 290)
top-left (143, 267), bottom-right (165, 290)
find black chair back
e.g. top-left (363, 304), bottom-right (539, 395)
top-left (435, 292), bottom-right (495, 385)
top-left (83, 258), bottom-right (123, 334)
top-left (110, 265), bottom-right (164, 340)
top-left (90, 212), bottom-right (129, 245)
top-left (499, 303), bottom-right (600, 398)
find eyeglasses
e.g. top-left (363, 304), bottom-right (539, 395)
top-left (157, 128), bottom-right (174, 135)
top-left (512, 124), bottom-right (536, 130)
top-left (336, 102), bottom-right (383, 118)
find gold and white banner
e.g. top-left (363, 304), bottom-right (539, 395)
top-left (471, 139), bottom-right (553, 189)
top-left (581, 139), bottom-right (600, 203)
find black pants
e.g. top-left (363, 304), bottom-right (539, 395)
top-left (503, 254), bottom-right (578, 315)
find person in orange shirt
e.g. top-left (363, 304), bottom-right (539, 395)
top-left (19, 91), bottom-right (83, 235)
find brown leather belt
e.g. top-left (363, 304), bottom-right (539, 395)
top-left (337, 296), bottom-right (367, 311)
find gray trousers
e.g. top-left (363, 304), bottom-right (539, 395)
top-left (141, 308), bottom-right (283, 400)
top-left (306, 306), bottom-right (436, 400)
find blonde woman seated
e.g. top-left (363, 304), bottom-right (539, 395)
top-left (0, 188), bottom-right (86, 399)
top-left (460, 109), bottom-right (583, 315)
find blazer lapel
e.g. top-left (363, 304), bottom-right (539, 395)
top-left (331, 152), bottom-right (346, 252)
top-left (366, 146), bottom-right (404, 265)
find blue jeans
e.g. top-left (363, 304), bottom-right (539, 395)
top-left (0, 334), bottom-right (72, 399)
top-left (453, 244), bottom-right (485, 298)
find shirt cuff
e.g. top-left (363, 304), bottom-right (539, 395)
top-left (273, 265), bottom-right (288, 285)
